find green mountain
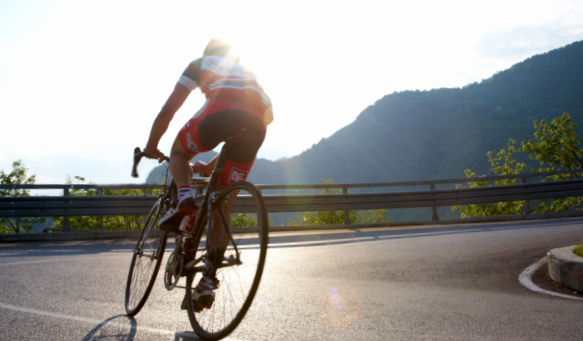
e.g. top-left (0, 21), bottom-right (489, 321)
top-left (252, 40), bottom-right (583, 185)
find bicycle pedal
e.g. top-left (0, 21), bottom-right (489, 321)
top-left (197, 296), bottom-right (214, 310)
top-left (181, 295), bottom-right (203, 312)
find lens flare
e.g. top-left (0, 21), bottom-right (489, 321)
top-left (321, 286), bottom-right (362, 327)
top-left (292, 230), bottom-right (369, 327)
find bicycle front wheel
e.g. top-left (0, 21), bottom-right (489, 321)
top-left (125, 199), bottom-right (168, 316)
top-left (186, 181), bottom-right (269, 340)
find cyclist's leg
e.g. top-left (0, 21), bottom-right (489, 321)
top-left (160, 112), bottom-right (213, 229)
top-left (173, 105), bottom-right (216, 186)
top-left (209, 185), bottom-right (238, 249)
top-left (207, 111), bottom-right (266, 253)
top-left (195, 165), bottom-right (249, 309)
top-left (156, 138), bottom-right (199, 230)
top-left (170, 137), bottom-right (194, 188)
top-left (208, 158), bottom-right (257, 250)
top-left (197, 111), bottom-right (265, 290)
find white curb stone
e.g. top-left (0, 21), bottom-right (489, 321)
top-left (547, 245), bottom-right (583, 292)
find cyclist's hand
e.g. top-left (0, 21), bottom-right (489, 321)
top-left (192, 161), bottom-right (211, 176)
top-left (143, 146), bottom-right (166, 164)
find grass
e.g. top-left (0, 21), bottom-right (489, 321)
top-left (574, 242), bottom-right (583, 258)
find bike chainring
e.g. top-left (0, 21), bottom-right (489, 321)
top-left (164, 250), bottom-right (184, 291)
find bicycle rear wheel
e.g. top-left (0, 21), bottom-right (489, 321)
top-left (125, 199), bottom-right (168, 316)
top-left (185, 181), bottom-right (269, 340)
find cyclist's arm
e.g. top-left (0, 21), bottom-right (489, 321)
top-left (144, 83), bottom-right (190, 160)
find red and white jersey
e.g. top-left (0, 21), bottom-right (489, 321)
top-left (178, 55), bottom-right (273, 125)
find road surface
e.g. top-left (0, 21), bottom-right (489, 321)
top-left (1, 218), bottom-right (583, 340)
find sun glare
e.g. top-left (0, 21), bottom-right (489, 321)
top-left (1, 0), bottom-right (582, 182)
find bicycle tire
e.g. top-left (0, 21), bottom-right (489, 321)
top-left (125, 199), bottom-right (168, 316)
top-left (185, 181), bottom-right (269, 340)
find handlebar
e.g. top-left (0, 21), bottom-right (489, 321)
top-left (132, 147), bottom-right (170, 178)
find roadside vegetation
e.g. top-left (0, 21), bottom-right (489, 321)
top-left (0, 167), bottom-right (164, 233)
top-left (0, 165), bottom-right (273, 233)
top-left (231, 212), bottom-right (274, 228)
top-left (574, 241), bottom-right (583, 258)
top-left (0, 160), bottom-right (47, 233)
top-left (50, 176), bottom-right (162, 231)
top-left (288, 179), bottom-right (393, 225)
top-left (452, 112), bottom-right (583, 217)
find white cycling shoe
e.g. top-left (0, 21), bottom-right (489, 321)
top-left (159, 197), bottom-right (197, 232)
top-left (193, 276), bottom-right (219, 310)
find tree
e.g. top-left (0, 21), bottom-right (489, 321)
top-left (52, 176), bottom-right (160, 231)
top-left (0, 160), bottom-right (47, 233)
top-left (520, 113), bottom-right (583, 211)
top-left (452, 140), bottom-right (526, 218)
top-left (521, 112), bottom-right (583, 175)
top-left (230, 213), bottom-right (274, 228)
top-left (288, 179), bottom-right (393, 225)
top-left (452, 112), bottom-right (583, 217)
top-left (231, 213), bottom-right (258, 228)
top-left (0, 224), bottom-right (11, 234)
top-left (352, 209), bottom-right (393, 224)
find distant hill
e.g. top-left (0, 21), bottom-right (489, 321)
top-left (274, 40), bottom-right (583, 185)
top-left (147, 40), bottom-right (583, 220)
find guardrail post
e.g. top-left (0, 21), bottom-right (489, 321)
top-left (522, 177), bottom-right (532, 214)
top-left (430, 184), bottom-right (439, 221)
top-left (343, 187), bottom-right (350, 225)
top-left (63, 188), bottom-right (71, 232)
top-left (99, 189), bottom-right (104, 230)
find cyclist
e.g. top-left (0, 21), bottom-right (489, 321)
top-left (143, 38), bottom-right (273, 309)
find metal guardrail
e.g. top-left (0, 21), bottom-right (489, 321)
top-left (255, 169), bottom-right (583, 189)
top-left (1, 169), bottom-right (582, 232)
top-left (1, 169), bottom-right (581, 191)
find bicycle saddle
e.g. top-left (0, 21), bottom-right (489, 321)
top-left (224, 126), bottom-right (246, 145)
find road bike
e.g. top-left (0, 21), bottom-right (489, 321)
top-left (124, 127), bottom-right (269, 340)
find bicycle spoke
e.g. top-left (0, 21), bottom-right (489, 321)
top-left (225, 270), bottom-right (237, 324)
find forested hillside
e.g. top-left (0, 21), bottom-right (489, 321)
top-left (150, 40), bottom-right (583, 187)
top-left (258, 40), bottom-right (583, 185)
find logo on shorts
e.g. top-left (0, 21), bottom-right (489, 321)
top-left (228, 167), bottom-right (248, 184)
top-left (185, 133), bottom-right (198, 152)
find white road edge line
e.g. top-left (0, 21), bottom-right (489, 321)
top-left (518, 257), bottom-right (583, 301)
top-left (0, 301), bottom-right (174, 335)
top-left (0, 255), bottom-right (125, 266)
top-left (0, 302), bottom-right (241, 340)
top-left (1, 250), bottom-right (246, 340)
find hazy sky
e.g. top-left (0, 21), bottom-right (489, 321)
top-left (1, 0), bottom-right (582, 184)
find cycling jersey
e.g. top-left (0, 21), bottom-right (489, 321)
top-left (176, 55), bottom-right (271, 187)
top-left (178, 56), bottom-right (273, 126)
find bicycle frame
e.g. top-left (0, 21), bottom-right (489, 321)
top-left (129, 128), bottom-right (267, 337)
top-left (132, 128), bottom-right (245, 270)
top-left (187, 134), bottom-right (243, 270)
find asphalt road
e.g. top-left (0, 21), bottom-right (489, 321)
top-left (1, 218), bottom-right (583, 340)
